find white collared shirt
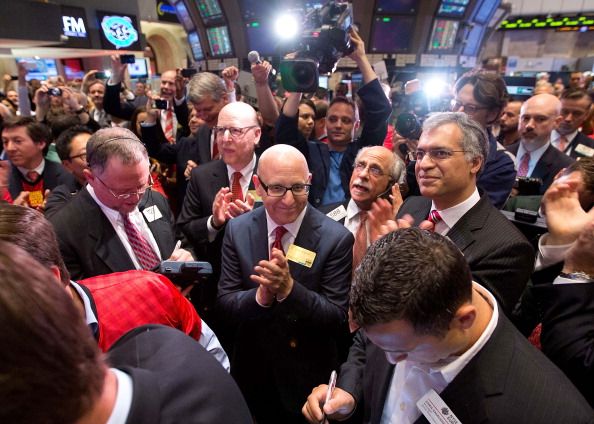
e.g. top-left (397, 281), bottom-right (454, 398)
top-left (551, 129), bottom-right (577, 155)
top-left (430, 188), bottom-right (480, 236)
top-left (17, 158), bottom-right (45, 181)
top-left (70, 281), bottom-right (99, 336)
top-left (87, 185), bottom-right (162, 269)
top-left (516, 140), bottom-right (551, 177)
top-left (106, 368), bottom-right (133, 424)
top-left (380, 283), bottom-right (499, 424)
top-left (265, 204), bottom-right (308, 257)
top-left (344, 199), bottom-right (371, 247)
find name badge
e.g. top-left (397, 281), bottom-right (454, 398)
top-left (247, 189), bottom-right (262, 202)
top-left (326, 205), bottom-right (347, 221)
top-left (575, 143), bottom-right (594, 157)
top-left (143, 205), bottom-right (163, 222)
top-left (28, 190), bottom-right (44, 208)
top-left (286, 244), bottom-right (316, 268)
top-left (417, 389), bottom-right (462, 424)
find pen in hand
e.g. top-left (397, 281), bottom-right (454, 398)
top-left (322, 370), bottom-right (337, 423)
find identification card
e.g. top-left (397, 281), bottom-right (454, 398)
top-left (143, 205), bottom-right (163, 222)
top-left (286, 244), bottom-right (316, 268)
top-left (417, 389), bottom-right (462, 424)
top-left (326, 205), bottom-right (347, 221)
top-left (575, 143), bottom-right (594, 157)
top-left (28, 190), bottom-right (44, 208)
top-left (247, 189), bottom-right (262, 202)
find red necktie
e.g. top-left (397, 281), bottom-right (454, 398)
top-left (517, 152), bottom-right (530, 177)
top-left (26, 170), bottom-right (40, 182)
top-left (164, 109), bottom-right (174, 143)
top-left (353, 210), bottom-right (368, 270)
top-left (428, 209), bottom-right (442, 224)
top-left (212, 135), bottom-right (219, 160)
top-left (120, 213), bottom-right (161, 270)
top-left (558, 135), bottom-right (568, 152)
top-left (271, 226), bottom-right (288, 255)
top-left (231, 171), bottom-right (243, 202)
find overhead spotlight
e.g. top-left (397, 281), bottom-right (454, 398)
top-left (423, 77), bottom-right (448, 99)
top-left (274, 13), bottom-right (300, 40)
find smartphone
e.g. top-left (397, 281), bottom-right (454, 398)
top-left (10, 75), bottom-right (18, 81)
top-left (153, 99), bottom-right (169, 110)
top-left (94, 71), bottom-right (108, 79)
top-left (120, 54), bottom-right (136, 64)
top-left (181, 68), bottom-right (197, 78)
top-left (48, 87), bottom-right (62, 97)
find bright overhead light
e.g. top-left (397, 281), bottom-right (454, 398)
top-left (423, 77), bottom-right (448, 99)
top-left (274, 14), bottom-right (300, 40)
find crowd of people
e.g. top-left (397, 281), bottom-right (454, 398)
top-left (1, 27), bottom-right (594, 423)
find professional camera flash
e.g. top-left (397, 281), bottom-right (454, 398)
top-left (275, 13), bottom-right (300, 39)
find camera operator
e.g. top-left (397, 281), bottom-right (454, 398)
top-left (275, 27), bottom-right (392, 209)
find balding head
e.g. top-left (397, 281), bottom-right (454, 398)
top-left (519, 94), bottom-right (562, 151)
top-left (218, 102), bottom-right (259, 127)
top-left (215, 102), bottom-right (261, 170)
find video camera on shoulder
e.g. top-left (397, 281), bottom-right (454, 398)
top-left (280, 0), bottom-right (354, 92)
top-left (158, 260), bottom-right (213, 288)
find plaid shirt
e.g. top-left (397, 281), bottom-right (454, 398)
top-left (79, 270), bottom-right (202, 351)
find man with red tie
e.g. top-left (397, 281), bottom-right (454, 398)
top-left (49, 127), bottom-right (192, 280)
top-left (395, 112), bottom-right (533, 315)
top-left (2, 116), bottom-right (76, 208)
top-left (217, 144), bottom-right (353, 423)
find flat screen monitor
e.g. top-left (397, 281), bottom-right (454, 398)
top-left (428, 19), bottom-right (459, 51)
top-left (437, 0), bottom-right (469, 18)
top-left (127, 58), bottom-right (148, 78)
top-left (175, 1), bottom-right (194, 32)
top-left (195, 0), bottom-right (224, 25)
top-left (62, 58), bottom-right (84, 80)
top-left (318, 75), bottom-right (328, 89)
top-left (375, 0), bottom-right (418, 14)
top-left (371, 15), bottom-right (415, 53)
top-left (188, 31), bottom-right (205, 60)
top-left (206, 26), bottom-right (233, 56)
top-left (16, 58), bottom-right (58, 81)
top-left (473, 0), bottom-right (498, 24)
top-left (461, 23), bottom-right (484, 56)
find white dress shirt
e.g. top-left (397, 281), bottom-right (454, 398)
top-left (516, 141), bottom-right (551, 177)
top-left (430, 188), bottom-right (480, 236)
top-left (106, 368), bottom-right (133, 424)
top-left (17, 158), bottom-right (45, 181)
top-left (344, 198), bottom-right (369, 243)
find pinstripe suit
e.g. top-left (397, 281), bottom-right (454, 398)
top-left (397, 194), bottom-right (534, 315)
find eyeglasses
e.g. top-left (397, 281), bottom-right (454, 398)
top-left (68, 152), bottom-right (87, 161)
top-left (415, 149), bottom-right (468, 161)
top-left (450, 100), bottom-right (489, 115)
top-left (213, 126), bottom-right (258, 139)
top-left (353, 161), bottom-right (385, 177)
top-left (258, 179), bottom-right (311, 197)
top-left (94, 173), bottom-right (154, 200)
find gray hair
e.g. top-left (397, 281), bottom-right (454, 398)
top-left (355, 147), bottom-right (405, 183)
top-left (187, 72), bottom-right (227, 104)
top-left (86, 127), bottom-right (148, 174)
top-left (422, 112), bottom-right (489, 173)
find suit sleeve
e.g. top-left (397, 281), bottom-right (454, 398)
top-left (44, 184), bottom-right (74, 219)
top-left (355, 78), bottom-right (392, 148)
top-left (49, 212), bottom-right (86, 280)
top-left (177, 171), bottom-right (213, 248)
top-left (174, 99), bottom-right (190, 138)
top-left (103, 82), bottom-right (136, 121)
top-left (337, 330), bottom-right (367, 404)
top-left (477, 142), bottom-right (516, 209)
top-left (274, 112), bottom-right (310, 162)
top-left (140, 124), bottom-right (178, 164)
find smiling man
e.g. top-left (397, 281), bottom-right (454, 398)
top-left (302, 228), bottom-right (593, 424)
top-left (217, 144), bottom-right (353, 423)
top-left (49, 127), bottom-right (191, 280)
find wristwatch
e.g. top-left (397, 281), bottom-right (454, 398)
top-left (559, 271), bottom-right (594, 282)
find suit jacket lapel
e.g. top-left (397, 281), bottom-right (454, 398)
top-left (138, 193), bottom-right (172, 258)
top-left (369, 349), bottom-right (396, 424)
top-left (530, 145), bottom-right (555, 181)
top-left (249, 208), bottom-right (270, 265)
top-left (290, 207), bottom-right (322, 283)
top-left (119, 367), bottom-right (162, 424)
top-left (446, 195), bottom-right (489, 253)
top-left (198, 125), bottom-right (212, 163)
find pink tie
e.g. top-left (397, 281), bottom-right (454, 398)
top-left (518, 153), bottom-right (530, 177)
top-left (164, 109), bottom-right (174, 143)
top-left (26, 170), bottom-right (40, 182)
top-left (353, 210), bottom-right (368, 270)
top-left (558, 135), bottom-right (568, 152)
top-left (120, 213), bottom-right (161, 270)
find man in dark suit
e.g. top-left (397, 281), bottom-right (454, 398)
top-left (49, 127), bottom-right (192, 280)
top-left (217, 144), bottom-right (353, 423)
top-left (392, 112), bottom-right (533, 315)
top-left (302, 228), bottom-right (593, 424)
top-left (0, 241), bottom-right (252, 424)
top-left (507, 93), bottom-right (575, 195)
top-left (551, 88), bottom-right (594, 159)
top-left (2, 116), bottom-right (76, 207)
top-left (275, 28), bottom-right (392, 208)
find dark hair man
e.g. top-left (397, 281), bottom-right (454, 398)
top-left (0, 240), bottom-right (252, 424)
top-left (2, 116), bottom-right (76, 207)
top-left (551, 89), bottom-right (594, 159)
top-left (498, 99), bottom-right (523, 146)
top-left (303, 228), bottom-right (593, 424)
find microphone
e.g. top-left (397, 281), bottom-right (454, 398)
top-left (248, 50), bottom-right (276, 76)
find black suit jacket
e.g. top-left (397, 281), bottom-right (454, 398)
top-left (7, 160), bottom-right (76, 199)
top-left (507, 142), bottom-right (575, 194)
top-left (568, 131), bottom-right (594, 159)
top-left (217, 206), bottom-right (353, 415)
top-left (107, 325), bottom-right (252, 424)
top-left (276, 79), bottom-right (391, 208)
top-left (49, 187), bottom-right (176, 280)
top-left (398, 194), bottom-right (534, 315)
top-left (340, 313), bottom-right (594, 424)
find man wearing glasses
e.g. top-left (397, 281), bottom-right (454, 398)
top-left (217, 144), bottom-right (353, 423)
top-left (49, 127), bottom-right (192, 280)
top-left (395, 112), bottom-right (533, 315)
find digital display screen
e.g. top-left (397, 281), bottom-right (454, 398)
top-left (61, 6), bottom-right (91, 49)
top-left (206, 26), bottom-right (232, 56)
top-left (428, 19), bottom-right (459, 51)
top-left (188, 31), bottom-right (205, 60)
top-left (371, 16), bottom-right (415, 53)
top-left (175, 1), bottom-right (194, 31)
top-left (195, 0), bottom-right (224, 25)
top-left (16, 58), bottom-right (58, 81)
top-left (473, 0), bottom-right (498, 24)
top-left (127, 58), bottom-right (148, 78)
top-left (461, 23), bottom-right (484, 56)
top-left (245, 21), bottom-right (276, 55)
top-left (62, 58), bottom-right (84, 80)
top-left (437, 0), bottom-right (468, 18)
top-left (500, 15), bottom-right (594, 30)
top-left (318, 75), bottom-right (328, 89)
top-left (375, 0), bottom-right (418, 14)
top-left (96, 11), bottom-right (141, 50)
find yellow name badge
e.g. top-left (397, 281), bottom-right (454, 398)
top-left (247, 189), bottom-right (262, 202)
top-left (28, 190), bottom-right (44, 208)
top-left (286, 244), bottom-right (316, 268)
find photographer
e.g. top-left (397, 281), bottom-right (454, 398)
top-left (275, 27), bottom-right (392, 208)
